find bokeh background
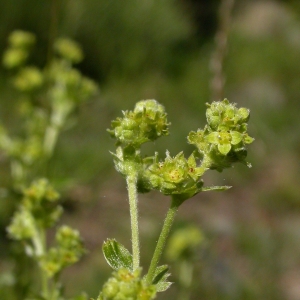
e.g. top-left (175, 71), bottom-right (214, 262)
top-left (1, 0), bottom-right (300, 299)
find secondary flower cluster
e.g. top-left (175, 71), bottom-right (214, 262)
top-left (7, 179), bottom-right (85, 277)
top-left (2, 30), bottom-right (35, 69)
top-left (188, 99), bottom-right (254, 171)
top-left (39, 225), bottom-right (85, 278)
top-left (0, 31), bottom-right (99, 187)
top-left (97, 268), bottom-right (156, 300)
top-left (8, 179), bottom-right (61, 240)
top-left (108, 99), bottom-right (169, 148)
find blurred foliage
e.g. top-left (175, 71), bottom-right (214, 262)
top-left (0, 0), bottom-right (300, 300)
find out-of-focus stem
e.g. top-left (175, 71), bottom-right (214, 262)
top-left (47, 0), bottom-right (59, 63)
top-left (210, 0), bottom-right (235, 102)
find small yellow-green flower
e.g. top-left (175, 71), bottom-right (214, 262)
top-left (205, 130), bottom-right (254, 155)
top-left (146, 151), bottom-right (204, 201)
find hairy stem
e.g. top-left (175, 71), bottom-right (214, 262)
top-left (146, 196), bottom-right (180, 284)
top-left (126, 172), bottom-right (140, 270)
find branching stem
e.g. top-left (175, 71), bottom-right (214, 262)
top-left (146, 196), bottom-right (181, 284)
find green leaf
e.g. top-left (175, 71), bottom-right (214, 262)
top-left (102, 239), bottom-right (133, 271)
top-left (152, 265), bottom-right (172, 292)
top-left (201, 185), bottom-right (232, 192)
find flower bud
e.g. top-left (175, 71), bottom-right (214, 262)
top-left (7, 208), bottom-right (36, 240)
top-left (54, 38), bottom-right (83, 63)
top-left (13, 67), bottom-right (44, 91)
top-left (145, 151), bottom-right (204, 201)
top-left (108, 100), bottom-right (169, 148)
top-left (8, 30), bottom-right (35, 48)
top-left (206, 99), bottom-right (251, 132)
top-left (2, 48), bottom-right (28, 68)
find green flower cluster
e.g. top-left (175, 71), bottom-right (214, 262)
top-left (97, 268), bottom-right (156, 300)
top-left (7, 179), bottom-right (85, 275)
top-left (0, 30), bottom-right (99, 187)
top-left (39, 225), bottom-right (85, 278)
top-left (109, 99), bottom-right (253, 202)
top-left (108, 100), bottom-right (170, 180)
top-left (8, 179), bottom-right (61, 241)
top-left (144, 151), bottom-right (204, 201)
top-left (54, 38), bottom-right (83, 63)
top-left (188, 99), bottom-right (254, 171)
top-left (108, 99), bottom-right (169, 148)
top-left (2, 30), bottom-right (35, 68)
top-left (13, 66), bottom-right (43, 91)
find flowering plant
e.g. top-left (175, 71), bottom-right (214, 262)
top-left (96, 98), bottom-right (254, 299)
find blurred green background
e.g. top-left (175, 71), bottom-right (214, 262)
top-left (1, 0), bottom-right (300, 299)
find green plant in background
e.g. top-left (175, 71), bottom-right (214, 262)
top-left (96, 98), bottom-right (254, 299)
top-left (0, 30), bottom-right (98, 300)
top-left (165, 225), bottom-right (204, 300)
top-left (1, 30), bottom-right (98, 189)
top-left (7, 178), bottom-right (86, 300)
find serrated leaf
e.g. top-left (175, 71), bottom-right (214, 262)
top-left (152, 265), bottom-right (172, 292)
top-left (102, 239), bottom-right (133, 271)
top-left (201, 185), bottom-right (232, 192)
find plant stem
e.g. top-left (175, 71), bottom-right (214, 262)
top-left (146, 196), bottom-right (181, 284)
top-left (210, 0), bottom-right (235, 102)
top-left (32, 227), bottom-right (49, 298)
top-left (47, 0), bottom-right (59, 63)
top-left (126, 172), bottom-right (140, 270)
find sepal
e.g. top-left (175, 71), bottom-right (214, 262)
top-left (151, 265), bottom-right (172, 292)
top-left (201, 185), bottom-right (232, 192)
